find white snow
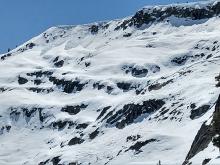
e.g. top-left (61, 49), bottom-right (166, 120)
top-left (0, 1), bottom-right (220, 165)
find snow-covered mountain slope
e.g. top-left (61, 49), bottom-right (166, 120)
top-left (1, 1), bottom-right (220, 165)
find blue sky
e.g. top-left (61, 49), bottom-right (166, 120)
top-left (0, 0), bottom-right (200, 53)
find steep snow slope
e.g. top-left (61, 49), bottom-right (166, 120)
top-left (1, 1), bottom-right (220, 165)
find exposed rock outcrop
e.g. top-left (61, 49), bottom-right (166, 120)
top-left (183, 95), bottom-right (220, 164)
top-left (105, 99), bottom-right (165, 129)
top-left (115, 1), bottom-right (220, 30)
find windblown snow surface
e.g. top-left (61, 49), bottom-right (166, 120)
top-left (1, 1), bottom-right (220, 165)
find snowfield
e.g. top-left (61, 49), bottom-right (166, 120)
top-left (1, 1), bottom-right (220, 165)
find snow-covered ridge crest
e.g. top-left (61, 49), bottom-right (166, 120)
top-left (115, 0), bottom-right (220, 30)
top-left (2, 0), bottom-right (220, 56)
top-left (143, 0), bottom-right (220, 11)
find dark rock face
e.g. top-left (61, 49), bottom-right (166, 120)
top-left (106, 86), bottom-right (114, 93)
top-left (6, 125), bottom-right (11, 131)
top-left (49, 77), bottom-right (86, 93)
top-left (9, 107), bottom-right (46, 124)
top-left (123, 33), bottom-right (132, 37)
top-left (68, 137), bottom-right (84, 146)
top-left (148, 79), bottom-right (173, 91)
top-left (90, 25), bottom-right (99, 34)
top-left (51, 120), bottom-right (75, 130)
top-left (54, 60), bottom-right (64, 68)
top-left (53, 56), bottom-right (64, 67)
top-left (104, 99), bottom-right (165, 129)
top-left (43, 29), bottom-right (67, 43)
top-left (0, 125), bottom-right (11, 134)
top-left (171, 55), bottom-right (190, 65)
top-left (18, 76), bottom-right (28, 85)
top-left (38, 108), bottom-right (45, 122)
top-left (93, 82), bottom-right (114, 94)
top-left (18, 42), bottom-right (36, 52)
top-left (211, 95), bottom-right (220, 149)
top-left (115, 10), bottom-right (155, 30)
top-left (194, 40), bottom-right (220, 55)
top-left (75, 123), bottom-right (89, 129)
top-left (69, 162), bottom-right (79, 165)
top-left (85, 62), bottom-right (91, 67)
top-left (131, 68), bottom-right (148, 78)
top-left (22, 107), bottom-right (37, 118)
top-left (190, 104), bottom-right (211, 120)
top-left (1, 53), bottom-right (12, 60)
top-left (202, 159), bottom-right (211, 165)
top-left (96, 106), bottom-right (111, 120)
top-left (183, 95), bottom-right (220, 164)
top-left (10, 109), bottom-right (21, 122)
top-left (28, 87), bottom-right (53, 93)
top-left (51, 156), bottom-right (61, 165)
top-left (206, 54), bottom-right (212, 59)
top-left (125, 138), bottom-right (157, 153)
top-left (34, 79), bottom-right (42, 85)
top-left (26, 43), bottom-right (36, 49)
top-left (183, 123), bottom-right (213, 165)
top-left (116, 82), bottom-right (138, 92)
top-left (131, 10), bottom-right (155, 28)
top-left (53, 56), bottom-right (59, 63)
top-left (61, 104), bottom-right (88, 115)
top-left (93, 82), bottom-right (105, 90)
top-left (26, 71), bottom-right (53, 78)
top-left (53, 59), bottom-right (64, 68)
top-left (41, 155), bottom-right (75, 165)
top-left (116, 82), bottom-right (132, 91)
top-left (0, 87), bottom-right (7, 93)
top-left (89, 129), bottom-right (99, 140)
top-left (171, 53), bottom-right (206, 66)
top-left (126, 135), bottom-right (141, 142)
top-left (39, 159), bottom-right (50, 165)
top-left (122, 64), bottom-right (149, 78)
top-left (115, 2), bottom-right (220, 30)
